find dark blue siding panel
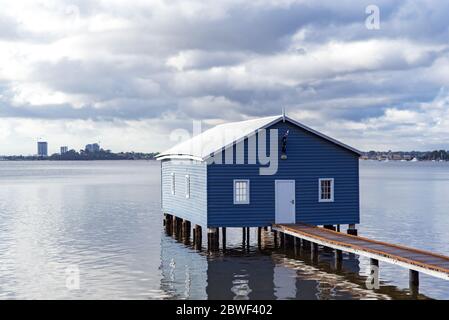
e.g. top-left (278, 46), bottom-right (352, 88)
top-left (207, 121), bottom-right (360, 227)
top-left (162, 160), bottom-right (207, 226)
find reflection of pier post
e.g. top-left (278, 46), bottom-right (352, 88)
top-left (335, 249), bottom-right (343, 270)
top-left (311, 243), bottom-right (319, 264)
top-left (409, 270), bottom-right (419, 297)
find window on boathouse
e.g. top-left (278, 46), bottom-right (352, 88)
top-left (319, 178), bottom-right (334, 202)
top-left (234, 179), bottom-right (250, 204)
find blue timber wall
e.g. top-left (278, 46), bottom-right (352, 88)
top-left (161, 159), bottom-right (207, 226)
top-left (206, 120), bottom-right (360, 227)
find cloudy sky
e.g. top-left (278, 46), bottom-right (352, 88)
top-left (1, 0), bottom-right (448, 155)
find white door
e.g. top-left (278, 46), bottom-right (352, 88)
top-left (275, 180), bottom-right (296, 224)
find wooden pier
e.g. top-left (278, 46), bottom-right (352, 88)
top-left (273, 223), bottom-right (449, 292)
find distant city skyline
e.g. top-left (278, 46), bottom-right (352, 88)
top-left (1, 1), bottom-right (449, 155)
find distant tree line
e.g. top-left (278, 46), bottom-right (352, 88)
top-left (1, 149), bottom-right (159, 161)
top-left (364, 150), bottom-right (449, 161)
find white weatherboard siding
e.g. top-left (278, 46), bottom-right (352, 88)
top-left (161, 160), bottom-right (207, 226)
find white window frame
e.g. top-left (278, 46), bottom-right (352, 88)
top-left (318, 178), bottom-right (334, 202)
top-left (185, 175), bottom-right (190, 199)
top-left (233, 179), bottom-right (250, 205)
top-left (171, 172), bottom-right (175, 195)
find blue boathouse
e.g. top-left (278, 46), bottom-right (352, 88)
top-left (157, 114), bottom-right (361, 248)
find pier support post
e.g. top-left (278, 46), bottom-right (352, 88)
top-left (176, 217), bottom-right (183, 238)
top-left (222, 227), bottom-right (227, 251)
top-left (242, 227), bottom-right (246, 247)
top-left (347, 224), bottom-right (358, 236)
top-left (409, 270), bottom-right (419, 295)
top-left (246, 227), bottom-right (250, 249)
top-left (194, 225), bottom-right (202, 250)
top-left (302, 239), bottom-right (311, 250)
top-left (285, 234), bottom-right (294, 249)
top-left (280, 232), bottom-right (285, 248)
top-left (336, 224), bottom-right (341, 232)
top-left (257, 227), bottom-right (262, 249)
top-left (171, 216), bottom-right (177, 236)
top-left (311, 242), bottom-right (319, 263)
top-left (208, 228), bottom-right (219, 252)
top-left (294, 238), bottom-right (302, 256)
top-left (182, 220), bottom-right (191, 244)
top-left (164, 214), bottom-right (173, 234)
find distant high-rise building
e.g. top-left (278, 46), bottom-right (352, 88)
top-left (37, 141), bottom-right (48, 157)
top-left (60, 146), bottom-right (68, 154)
top-left (85, 143), bottom-right (100, 153)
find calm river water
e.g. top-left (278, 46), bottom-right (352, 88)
top-left (0, 160), bottom-right (448, 300)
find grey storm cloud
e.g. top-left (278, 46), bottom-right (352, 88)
top-left (1, 0), bottom-right (449, 154)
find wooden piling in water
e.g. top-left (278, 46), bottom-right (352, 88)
top-left (347, 223), bottom-right (358, 236)
top-left (246, 227), bottom-right (250, 249)
top-left (164, 214), bottom-right (173, 234)
top-left (311, 242), bottom-right (319, 263)
top-left (194, 225), bottom-right (202, 250)
top-left (222, 227), bottom-right (226, 251)
top-left (208, 227), bottom-right (219, 252)
top-left (280, 232), bottom-right (285, 248)
top-left (257, 227), bottom-right (262, 249)
top-left (182, 220), bottom-right (191, 244)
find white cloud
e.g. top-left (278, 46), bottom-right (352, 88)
top-left (1, 0), bottom-right (449, 154)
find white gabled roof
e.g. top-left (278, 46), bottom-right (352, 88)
top-left (156, 115), bottom-right (362, 160)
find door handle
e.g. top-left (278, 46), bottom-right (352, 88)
top-left (291, 200), bottom-right (295, 204)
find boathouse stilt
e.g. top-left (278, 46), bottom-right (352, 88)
top-left (257, 227), bottom-right (262, 248)
top-left (164, 214), bottom-right (173, 234)
top-left (347, 224), bottom-right (358, 236)
top-left (242, 227), bottom-right (246, 247)
top-left (222, 227), bottom-right (226, 250)
top-left (176, 217), bottom-right (183, 237)
top-left (193, 225), bottom-right (202, 249)
top-left (208, 228), bottom-right (219, 251)
top-left (171, 215), bottom-right (177, 236)
top-left (182, 220), bottom-right (191, 244)
top-left (246, 227), bottom-right (250, 249)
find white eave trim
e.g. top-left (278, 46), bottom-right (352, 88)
top-left (156, 154), bottom-right (204, 161)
